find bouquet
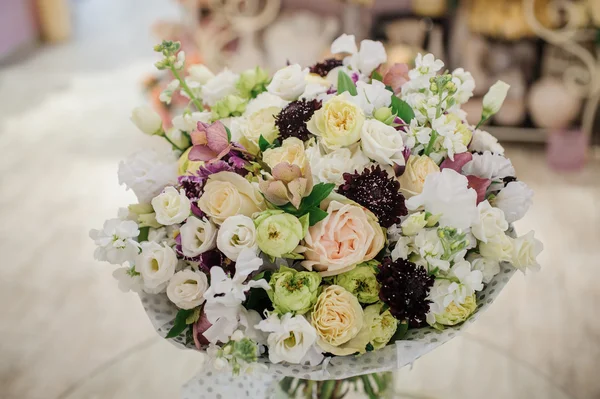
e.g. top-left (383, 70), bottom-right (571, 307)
top-left (90, 34), bottom-right (543, 393)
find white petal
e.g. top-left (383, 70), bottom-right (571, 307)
top-left (331, 34), bottom-right (357, 55)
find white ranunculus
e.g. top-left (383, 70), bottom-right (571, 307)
top-left (244, 92), bottom-right (288, 115)
top-left (188, 64), bottom-right (215, 84)
top-left (167, 269), bottom-right (209, 309)
top-left (172, 111), bottom-right (212, 132)
top-left (360, 119), bottom-right (405, 167)
top-left (482, 80), bottom-right (510, 118)
top-left (267, 64), bottom-right (308, 101)
top-left (354, 80), bottom-right (392, 116)
top-left (136, 241), bottom-right (178, 292)
top-left (470, 129), bottom-right (504, 155)
top-left (89, 219), bottom-right (140, 265)
top-left (131, 106), bottom-right (163, 135)
top-left (471, 200), bottom-right (509, 243)
top-left (217, 215), bottom-right (258, 261)
top-left (256, 313), bottom-right (320, 364)
top-left (305, 143), bottom-right (370, 187)
top-left (406, 169), bottom-right (478, 230)
top-left (492, 181), bottom-right (533, 223)
top-left (462, 151), bottom-right (515, 184)
top-left (151, 186), bottom-right (191, 225)
top-left (511, 231), bottom-right (543, 272)
top-left (467, 253), bottom-right (500, 284)
top-left (479, 233), bottom-right (513, 263)
top-left (118, 147), bottom-right (179, 203)
top-left (201, 69), bottom-right (239, 106)
top-left (179, 216), bottom-right (217, 257)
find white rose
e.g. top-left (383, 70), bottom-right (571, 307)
top-left (482, 80), bottom-right (510, 118)
top-left (245, 92), bottom-right (288, 115)
top-left (217, 215), bottom-right (258, 261)
top-left (201, 69), bottom-right (239, 106)
top-left (188, 64), bottom-right (215, 84)
top-left (131, 106), bottom-right (163, 135)
top-left (470, 129), bottom-right (504, 155)
top-left (256, 313), bottom-right (319, 364)
top-left (471, 200), bottom-right (509, 243)
top-left (179, 216), bottom-right (217, 257)
top-left (400, 212), bottom-right (427, 236)
top-left (136, 241), bottom-right (178, 292)
top-left (467, 253), bottom-right (500, 284)
top-left (511, 231), bottom-right (543, 272)
top-left (360, 119), bottom-right (405, 167)
top-left (167, 269), bottom-right (209, 309)
top-left (492, 181), bottom-right (533, 223)
top-left (305, 143), bottom-right (370, 187)
top-left (267, 64), bottom-right (308, 101)
top-left (151, 187), bottom-right (191, 225)
top-left (232, 106), bottom-right (281, 155)
top-left (118, 147), bottom-right (178, 203)
top-left (479, 233), bottom-right (513, 263)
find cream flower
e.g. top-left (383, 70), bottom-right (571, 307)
top-left (136, 241), bottom-right (178, 293)
top-left (511, 231), bottom-right (543, 272)
top-left (262, 137), bottom-right (308, 171)
top-left (360, 119), bottom-right (405, 167)
top-left (467, 253), bottom-right (500, 284)
top-left (201, 69), bottom-right (239, 106)
top-left (267, 64), bottom-right (308, 101)
top-left (198, 171), bottom-right (265, 224)
top-left (470, 129), bottom-right (505, 155)
top-left (231, 106), bottom-right (281, 155)
top-left (397, 155), bottom-right (440, 197)
top-left (479, 233), bottom-right (513, 263)
top-left (462, 151), bottom-right (515, 182)
top-left (310, 285), bottom-right (364, 352)
top-left (131, 106), bottom-right (163, 135)
top-left (302, 198), bottom-right (385, 277)
top-left (482, 80), bottom-right (510, 118)
top-left (151, 186), bottom-right (191, 225)
top-left (492, 181), bottom-right (533, 223)
top-left (307, 94), bottom-right (365, 150)
top-left (167, 269), bottom-right (209, 309)
top-left (354, 80), bottom-right (392, 116)
top-left (471, 200), bottom-right (509, 243)
top-left (331, 34), bottom-right (387, 76)
top-left (217, 215), bottom-right (258, 261)
top-left (256, 313), bottom-right (319, 364)
top-left (179, 216), bottom-right (217, 257)
top-left (305, 143), bottom-right (370, 187)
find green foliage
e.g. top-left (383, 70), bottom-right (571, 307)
top-left (274, 183), bottom-right (334, 226)
top-left (390, 96), bottom-right (415, 123)
top-left (166, 308), bottom-right (196, 339)
top-left (337, 70), bottom-right (358, 96)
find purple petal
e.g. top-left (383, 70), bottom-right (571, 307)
top-left (205, 121), bottom-right (230, 153)
top-left (193, 311), bottom-right (212, 349)
top-left (188, 145), bottom-right (218, 161)
top-left (440, 152), bottom-right (473, 173)
top-left (466, 175), bottom-right (491, 204)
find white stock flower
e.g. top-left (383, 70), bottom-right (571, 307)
top-left (172, 111), bottom-right (212, 132)
top-left (429, 261), bottom-right (483, 313)
top-left (217, 215), bottom-right (258, 261)
top-left (400, 212), bottom-right (428, 236)
top-left (479, 233), bottom-right (513, 263)
top-left (331, 34), bottom-right (387, 76)
top-left (267, 64), bottom-right (308, 101)
top-left (414, 228), bottom-right (449, 271)
top-left (188, 64), bottom-right (215, 84)
top-left (179, 216), bottom-right (217, 257)
top-left (360, 119), bottom-right (405, 167)
top-left (406, 169), bottom-right (478, 230)
top-left (391, 236), bottom-right (414, 261)
top-left (167, 269), bottom-right (209, 309)
top-left (131, 106), bottom-right (163, 135)
top-left (467, 253), bottom-right (500, 284)
top-left (492, 181), bottom-right (533, 223)
top-left (405, 53), bottom-right (444, 91)
top-left (118, 147), bottom-right (179, 203)
top-left (256, 313), bottom-right (320, 365)
top-left (432, 116), bottom-right (467, 161)
top-left (470, 129), bottom-right (504, 155)
top-left (353, 80), bottom-right (392, 116)
top-left (511, 231), bottom-right (543, 272)
top-left (471, 200), bottom-right (509, 243)
top-left (112, 266), bottom-right (144, 293)
top-left (151, 187), bottom-right (191, 225)
top-left (482, 80), bottom-right (510, 118)
top-left (462, 151), bottom-right (515, 183)
top-left (136, 241), bottom-right (178, 292)
top-left (305, 143), bottom-right (370, 187)
top-left (245, 92), bottom-right (288, 115)
top-left (89, 219), bottom-right (140, 265)
top-left (201, 69), bottom-right (239, 106)
top-left (451, 68), bottom-right (475, 105)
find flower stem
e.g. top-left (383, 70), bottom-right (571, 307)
top-left (170, 66), bottom-right (204, 111)
top-left (163, 134), bottom-right (184, 151)
top-left (475, 116), bottom-right (487, 130)
top-left (424, 130), bottom-right (438, 156)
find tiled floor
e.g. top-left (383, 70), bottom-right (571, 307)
top-left (0, 1), bottom-right (599, 398)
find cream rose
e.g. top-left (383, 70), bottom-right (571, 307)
top-left (307, 94), bottom-right (365, 150)
top-left (136, 241), bottom-right (178, 293)
top-left (302, 198), bottom-right (385, 277)
top-left (179, 216), bottom-right (217, 257)
top-left (511, 231), bottom-right (543, 272)
top-left (267, 64), bottom-right (308, 101)
top-left (397, 155), bottom-right (440, 197)
top-left (310, 285), bottom-right (364, 352)
top-left (233, 106), bottom-right (281, 155)
top-left (217, 215), bottom-right (258, 261)
top-left (262, 137), bottom-right (308, 171)
top-left (479, 233), bottom-right (513, 263)
top-left (305, 143), bottom-right (370, 187)
top-left (360, 119), bottom-right (405, 166)
top-left (471, 200), bottom-right (508, 243)
top-left (151, 186), bottom-right (191, 225)
top-left (166, 269), bottom-right (209, 309)
top-left (198, 171), bottom-right (265, 224)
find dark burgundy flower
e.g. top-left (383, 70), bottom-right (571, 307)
top-left (337, 165), bottom-right (407, 228)
top-left (377, 258), bottom-right (434, 327)
top-left (199, 249), bottom-right (236, 276)
top-left (309, 58), bottom-right (343, 77)
top-left (275, 99), bottom-right (322, 142)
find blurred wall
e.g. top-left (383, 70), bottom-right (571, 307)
top-left (0, 0), bottom-right (37, 60)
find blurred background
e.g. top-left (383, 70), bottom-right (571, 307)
top-left (0, 0), bottom-right (598, 398)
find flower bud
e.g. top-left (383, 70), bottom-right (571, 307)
top-left (373, 107), bottom-right (394, 125)
top-left (131, 106), bottom-right (163, 135)
top-left (188, 64), bottom-right (215, 84)
top-left (482, 80), bottom-right (510, 119)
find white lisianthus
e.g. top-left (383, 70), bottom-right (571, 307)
top-left (256, 313), bottom-right (320, 364)
top-left (470, 129), bottom-right (504, 155)
top-left (179, 216), bottom-right (217, 257)
top-left (188, 64), bottom-right (215, 84)
top-left (360, 119), bottom-right (405, 167)
top-left (492, 181), bottom-right (533, 223)
top-left (201, 69), bottom-right (239, 106)
top-left (131, 106), bottom-right (163, 135)
top-left (462, 151), bottom-right (515, 183)
top-left (217, 215), bottom-right (258, 261)
top-left (89, 219), bottom-right (140, 265)
top-left (167, 269), bottom-right (209, 309)
top-left (479, 233), bottom-right (513, 263)
top-left (112, 266), bottom-right (144, 293)
top-left (467, 253), bottom-right (500, 284)
top-left (245, 92), bottom-right (288, 115)
top-left (305, 143), bottom-right (370, 187)
top-left (400, 212), bottom-right (428, 236)
top-left (151, 187), bottom-right (191, 225)
top-left (331, 34), bottom-right (387, 76)
top-left (354, 80), bottom-right (392, 116)
top-left (482, 80), bottom-right (510, 119)
top-left (172, 111), bottom-right (212, 132)
top-left (471, 200), bottom-right (509, 243)
top-left (406, 169), bottom-right (478, 230)
top-left (267, 64), bottom-right (308, 101)
top-left (136, 241), bottom-right (178, 292)
top-left (511, 231), bottom-right (543, 272)
top-left (118, 147), bottom-right (179, 203)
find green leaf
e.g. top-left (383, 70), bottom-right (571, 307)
top-left (365, 343), bottom-right (374, 352)
top-left (301, 183), bottom-right (335, 211)
top-left (391, 320), bottom-right (409, 342)
top-left (225, 126), bottom-right (232, 143)
top-left (258, 135), bottom-right (271, 152)
top-left (371, 71), bottom-right (383, 82)
top-left (390, 96), bottom-right (415, 123)
top-left (320, 381), bottom-right (336, 399)
top-left (380, 303), bottom-right (390, 315)
top-left (137, 226), bottom-right (150, 243)
top-left (166, 308), bottom-right (195, 338)
top-left (308, 207), bottom-right (328, 226)
top-left (337, 70), bottom-right (358, 96)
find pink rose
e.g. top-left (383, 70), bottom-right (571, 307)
top-left (301, 199), bottom-right (385, 277)
top-left (382, 63), bottom-right (410, 95)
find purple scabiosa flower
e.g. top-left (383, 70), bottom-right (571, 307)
top-left (337, 165), bottom-right (408, 228)
top-left (309, 58), bottom-right (343, 77)
top-left (275, 99), bottom-right (322, 142)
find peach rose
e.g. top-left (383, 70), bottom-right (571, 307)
top-left (301, 197), bottom-right (385, 277)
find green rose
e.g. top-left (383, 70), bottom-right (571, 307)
top-left (237, 66), bottom-right (270, 99)
top-left (333, 261), bottom-right (381, 304)
top-left (254, 210), bottom-right (308, 258)
top-left (212, 94), bottom-right (247, 120)
top-left (364, 303), bottom-right (398, 350)
top-left (269, 266), bottom-right (321, 315)
top-left (434, 294), bottom-right (477, 327)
